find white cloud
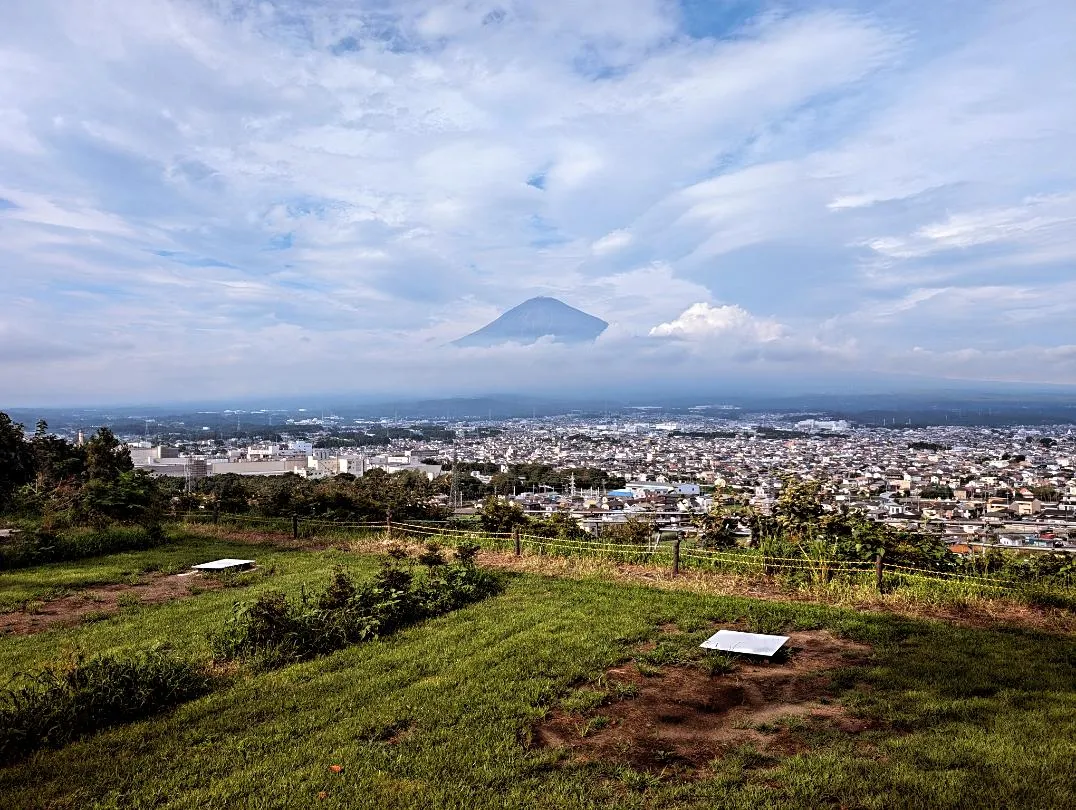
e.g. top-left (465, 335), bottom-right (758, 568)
top-left (0, 0), bottom-right (1074, 402)
top-left (649, 303), bottom-right (786, 342)
top-left (590, 229), bottom-right (632, 255)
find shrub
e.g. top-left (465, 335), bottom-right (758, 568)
top-left (213, 556), bottom-right (500, 668)
top-left (0, 650), bottom-right (210, 764)
top-left (417, 541), bottom-right (446, 567)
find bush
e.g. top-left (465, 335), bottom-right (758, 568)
top-left (213, 553), bottom-right (500, 668)
top-left (0, 524), bottom-right (166, 570)
top-left (0, 650), bottom-right (210, 764)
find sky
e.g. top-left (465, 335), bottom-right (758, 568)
top-left (1, 0), bottom-right (1075, 406)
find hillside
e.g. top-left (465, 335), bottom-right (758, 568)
top-left (0, 526), bottom-right (1073, 808)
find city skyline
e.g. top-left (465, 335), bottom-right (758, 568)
top-left (2, 0), bottom-right (1076, 405)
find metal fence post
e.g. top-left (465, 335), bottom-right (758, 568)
top-left (672, 535), bottom-right (681, 577)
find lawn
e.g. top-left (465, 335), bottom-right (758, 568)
top-left (0, 531), bottom-right (310, 612)
top-left (0, 533), bottom-right (1073, 809)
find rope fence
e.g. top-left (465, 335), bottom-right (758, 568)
top-left (176, 511), bottom-right (1075, 596)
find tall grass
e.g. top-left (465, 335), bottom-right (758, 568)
top-left (0, 649), bottom-right (210, 764)
top-left (0, 525), bottom-right (166, 570)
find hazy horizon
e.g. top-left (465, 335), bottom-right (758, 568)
top-left (2, 1), bottom-right (1075, 405)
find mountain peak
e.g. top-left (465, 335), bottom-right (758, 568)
top-left (454, 297), bottom-right (608, 347)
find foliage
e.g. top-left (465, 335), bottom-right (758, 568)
top-left (918, 483), bottom-right (954, 499)
top-left (213, 552), bottom-right (500, 668)
top-left (479, 497), bottom-right (530, 534)
top-left (195, 468), bottom-right (449, 523)
top-left (601, 517), bottom-right (654, 547)
top-left (0, 413), bottom-right (35, 511)
top-left (0, 650), bottom-right (209, 764)
top-left (530, 511), bottom-right (589, 541)
top-left (0, 413), bottom-right (163, 535)
top-left (0, 525), bottom-right (166, 571)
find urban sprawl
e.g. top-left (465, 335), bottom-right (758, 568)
top-left (119, 412), bottom-right (1076, 553)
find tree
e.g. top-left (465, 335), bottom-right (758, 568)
top-left (774, 478), bottom-right (824, 541)
top-left (479, 497), bottom-right (530, 534)
top-left (603, 516), bottom-right (653, 547)
top-left (0, 412), bottom-right (34, 509)
top-left (695, 489), bottom-right (753, 549)
top-left (29, 420), bottom-right (85, 490)
top-left (79, 470), bottom-right (163, 526)
top-left (84, 428), bottom-right (133, 482)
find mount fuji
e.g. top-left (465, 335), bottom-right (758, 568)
top-left (454, 297), bottom-right (608, 347)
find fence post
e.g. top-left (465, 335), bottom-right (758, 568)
top-left (386, 509), bottom-right (393, 536)
top-left (672, 535), bottom-right (681, 577)
top-left (292, 513), bottom-right (299, 540)
top-left (212, 503), bottom-right (219, 526)
top-left (875, 551), bottom-right (884, 593)
top-left (513, 527), bottom-right (521, 557)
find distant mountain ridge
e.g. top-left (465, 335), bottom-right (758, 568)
top-left (454, 297), bottom-right (608, 347)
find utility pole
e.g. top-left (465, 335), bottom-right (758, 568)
top-left (449, 444), bottom-right (460, 510)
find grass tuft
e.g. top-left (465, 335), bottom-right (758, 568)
top-left (0, 649), bottom-right (210, 764)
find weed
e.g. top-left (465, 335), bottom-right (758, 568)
top-left (610, 681), bottom-right (639, 700)
top-left (616, 765), bottom-right (662, 791)
top-left (699, 652), bottom-right (737, 676)
top-left (635, 661), bottom-right (663, 677)
top-left (561, 688), bottom-right (609, 714)
top-left (212, 562), bottom-right (500, 668)
top-left (417, 542), bottom-right (446, 567)
top-left (0, 526), bottom-right (167, 571)
top-left (755, 715), bottom-right (808, 734)
top-left (578, 715), bottom-right (610, 737)
top-left (116, 593), bottom-right (141, 610)
top-left (0, 650), bottom-right (210, 764)
top-left (80, 610), bottom-right (111, 625)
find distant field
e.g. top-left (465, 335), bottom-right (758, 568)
top-left (0, 532), bottom-right (1074, 809)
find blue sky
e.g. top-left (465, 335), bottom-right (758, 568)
top-left (1, 0), bottom-right (1075, 405)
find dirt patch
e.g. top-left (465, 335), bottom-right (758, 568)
top-left (532, 630), bottom-right (873, 775)
top-left (0, 573), bottom-right (225, 635)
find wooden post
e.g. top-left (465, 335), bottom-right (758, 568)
top-left (672, 535), bottom-right (681, 577)
top-left (513, 527), bottom-right (521, 557)
top-left (875, 552), bottom-right (884, 593)
top-left (212, 503), bottom-right (219, 526)
top-left (386, 509), bottom-right (393, 536)
top-left (292, 513), bottom-right (299, 540)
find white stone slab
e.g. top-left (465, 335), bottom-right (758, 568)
top-left (191, 558), bottom-right (255, 572)
top-left (700, 630), bottom-right (789, 657)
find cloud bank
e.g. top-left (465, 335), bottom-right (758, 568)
top-left (0, 0), bottom-right (1075, 404)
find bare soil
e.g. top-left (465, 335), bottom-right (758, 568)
top-left (0, 573), bottom-right (225, 635)
top-left (532, 630), bottom-right (874, 775)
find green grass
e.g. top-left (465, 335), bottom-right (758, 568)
top-left (0, 534), bottom-right (1073, 808)
top-left (0, 531), bottom-right (284, 612)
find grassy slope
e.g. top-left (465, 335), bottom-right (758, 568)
top-left (0, 539), bottom-right (1073, 809)
top-left (0, 532), bottom-right (311, 612)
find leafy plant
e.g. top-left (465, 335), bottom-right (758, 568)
top-left (0, 650), bottom-right (210, 764)
top-left (213, 560), bottom-right (500, 668)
